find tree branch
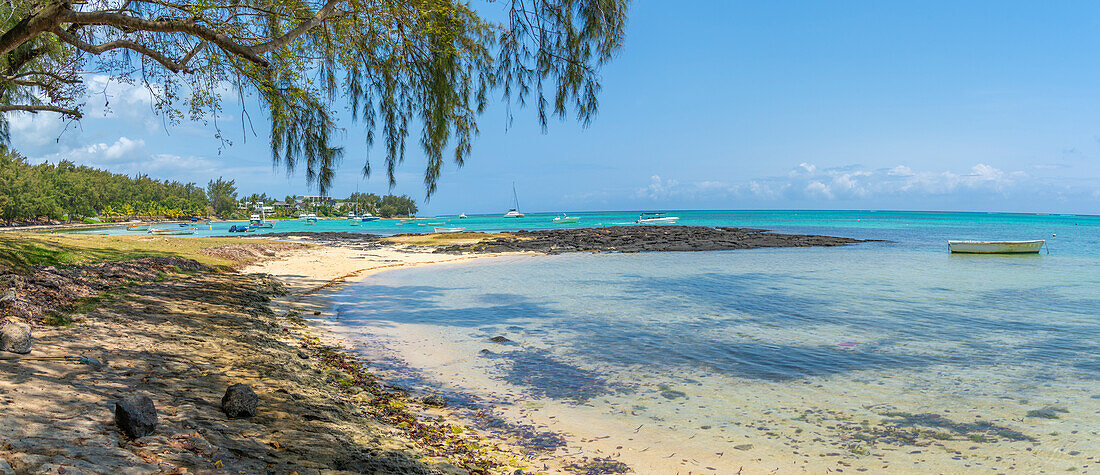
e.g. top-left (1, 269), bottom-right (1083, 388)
top-left (251, 0), bottom-right (340, 54)
top-left (0, 104), bottom-right (82, 118)
top-left (56, 9), bottom-right (270, 67)
top-left (52, 27), bottom-right (194, 73)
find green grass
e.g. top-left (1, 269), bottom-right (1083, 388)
top-left (0, 232), bottom-right (283, 273)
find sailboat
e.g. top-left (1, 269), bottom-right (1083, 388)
top-left (503, 182), bottom-right (524, 218)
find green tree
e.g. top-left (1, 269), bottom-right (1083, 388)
top-left (206, 177), bottom-right (237, 217)
top-left (0, 0), bottom-right (628, 196)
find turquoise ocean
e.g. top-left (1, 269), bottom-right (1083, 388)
top-left (96, 211), bottom-right (1100, 472)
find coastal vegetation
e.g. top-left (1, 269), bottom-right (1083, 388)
top-left (0, 145), bottom-right (419, 223)
top-left (0, 145), bottom-right (208, 223)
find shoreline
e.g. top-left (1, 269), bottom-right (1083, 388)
top-left (2, 227), bottom-right (876, 473)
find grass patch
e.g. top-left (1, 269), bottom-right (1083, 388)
top-left (0, 232), bottom-right (285, 273)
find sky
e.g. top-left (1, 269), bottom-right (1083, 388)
top-left (9, 1), bottom-right (1100, 215)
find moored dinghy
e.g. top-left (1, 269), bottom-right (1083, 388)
top-left (434, 227), bottom-right (466, 233)
top-left (948, 240), bottom-right (1045, 254)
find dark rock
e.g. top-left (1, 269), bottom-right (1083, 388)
top-left (479, 348), bottom-right (492, 354)
top-left (297, 349), bottom-right (310, 359)
top-left (660, 389), bottom-right (687, 400)
top-left (0, 320), bottom-right (31, 354)
top-left (115, 394), bottom-right (158, 438)
top-left (734, 444), bottom-right (753, 451)
top-left (221, 383), bottom-right (258, 418)
top-left (489, 336), bottom-right (512, 343)
top-left (422, 394), bottom-right (447, 408)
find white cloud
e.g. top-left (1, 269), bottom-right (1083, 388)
top-left (630, 161), bottom-right (1094, 208)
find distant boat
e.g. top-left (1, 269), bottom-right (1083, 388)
top-left (552, 213), bottom-right (580, 224)
top-left (503, 182), bottom-right (524, 218)
top-left (149, 227), bottom-right (195, 235)
top-left (360, 214), bottom-right (380, 222)
top-left (126, 224), bottom-right (149, 231)
top-left (458, 213), bottom-right (468, 219)
top-left (948, 240), bottom-right (1045, 254)
top-left (635, 212), bottom-right (679, 224)
top-left (228, 225), bottom-right (249, 233)
top-left (298, 213), bottom-right (318, 225)
top-left (249, 211), bottom-right (274, 228)
top-left (434, 227), bottom-right (466, 233)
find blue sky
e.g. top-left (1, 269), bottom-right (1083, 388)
top-left (10, 1), bottom-right (1100, 215)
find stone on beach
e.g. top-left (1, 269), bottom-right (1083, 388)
top-left (222, 383), bottom-right (259, 418)
top-left (115, 394), bottom-right (158, 439)
top-left (422, 394), bottom-right (447, 407)
top-left (0, 319), bottom-right (31, 354)
top-left (489, 336), bottom-right (513, 343)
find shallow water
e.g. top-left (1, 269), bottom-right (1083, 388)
top-left (314, 212), bottom-right (1099, 473)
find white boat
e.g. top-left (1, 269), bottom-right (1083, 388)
top-left (298, 213), bottom-right (318, 225)
top-left (434, 227), bottom-right (466, 233)
top-left (249, 210), bottom-right (274, 228)
top-left (948, 240), bottom-right (1045, 254)
top-left (458, 213), bottom-right (468, 219)
top-left (552, 213), bottom-right (580, 224)
top-left (503, 182), bottom-right (524, 218)
top-left (149, 227), bottom-right (196, 235)
top-left (635, 212), bottom-right (679, 224)
top-left (360, 213), bottom-right (380, 222)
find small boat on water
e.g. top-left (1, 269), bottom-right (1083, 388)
top-left (149, 227), bottom-right (196, 235)
top-left (458, 213), bottom-right (468, 219)
top-left (552, 213), bottom-right (580, 224)
top-left (298, 213), bottom-right (318, 225)
top-left (503, 182), bottom-right (524, 218)
top-left (126, 224), bottom-right (149, 231)
top-left (249, 212), bottom-right (274, 228)
top-left (948, 240), bottom-right (1045, 254)
top-left (635, 212), bottom-right (679, 224)
top-left (228, 225), bottom-right (249, 233)
top-left (434, 227), bottom-right (466, 233)
top-left (360, 213), bottom-right (380, 222)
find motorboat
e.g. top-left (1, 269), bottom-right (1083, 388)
top-left (948, 240), bottom-right (1045, 254)
top-left (635, 212), bottom-right (679, 224)
top-left (249, 211), bottom-right (274, 228)
top-left (298, 213), bottom-right (318, 225)
top-left (458, 213), bottom-right (468, 219)
top-left (552, 213), bottom-right (580, 224)
top-left (126, 224), bottom-right (149, 232)
top-left (434, 227), bottom-right (466, 233)
top-left (360, 213), bottom-right (380, 222)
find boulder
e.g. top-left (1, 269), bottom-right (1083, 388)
top-left (221, 383), bottom-right (258, 418)
top-left (0, 320), bottom-right (31, 354)
top-left (0, 288), bottom-right (15, 303)
top-left (115, 394), bottom-right (157, 439)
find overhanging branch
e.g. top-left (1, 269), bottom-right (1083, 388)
top-left (0, 104), bottom-right (82, 118)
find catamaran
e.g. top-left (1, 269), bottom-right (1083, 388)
top-left (948, 240), bottom-right (1045, 254)
top-left (503, 182), bottom-right (524, 218)
top-left (635, 212), bottom-right (679, 224)
top-left (552, 213), bottom-right (580, 224)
